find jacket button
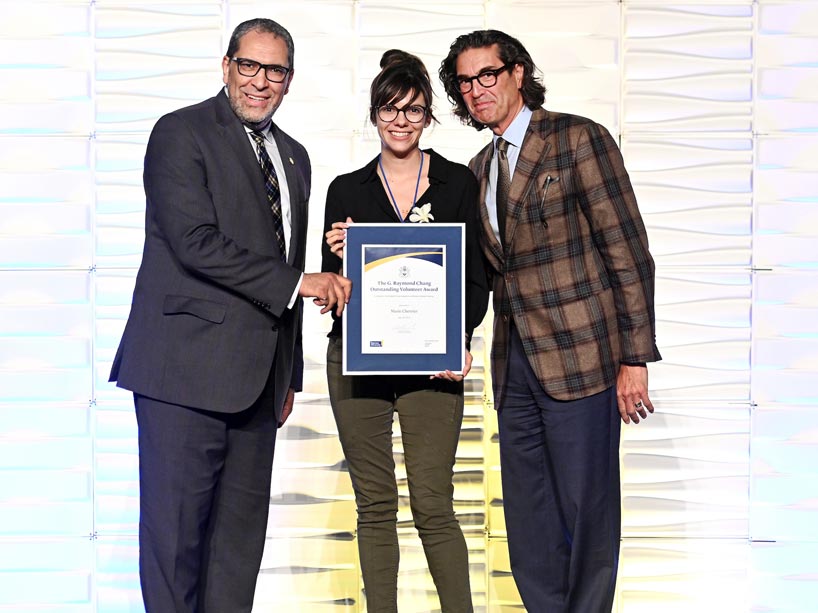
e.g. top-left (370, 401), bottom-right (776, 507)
top-left (271, 325), bottom-right (278, 331)
top-left (502, 315), bottom-right (509, 323)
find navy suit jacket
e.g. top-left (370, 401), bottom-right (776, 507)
top-left (110, 90), bottom-right (310, 419)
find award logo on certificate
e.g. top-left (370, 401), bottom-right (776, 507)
top-left (343, 224), bottom-right (465, 375)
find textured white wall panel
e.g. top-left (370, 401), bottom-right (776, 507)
top-left (0, 401), bottom-right (93, 547)
top-left (752, 406), bottom-right (818, 542)
top-left (269, 396), bottom-right (357, 534)
top-left (96, 537), bottom-right (142, 613)
top-left (485, 537), bottom-right (521, 609)
top-left (94, 403), bottom-right (139, 535)
top-left (0, 425), bottom-right (93, 537)
top-left (621, 404), bottom-right (749, 537)
top-left (757, 1), bottom-right (818, 133)
top-left (752, 272), bottom-right (818, 407)
top-left (487, 2), bottom-right (621, 131)
top-left (0, 135), bottom-right (94, 269)
top-left (751, 542), bottom-right (818, 613)
top-left (755, 135), bottom-right (818, 269)
top-left (254, 533), bottom-right (359, 611)
top-left (625, 136), bottom-right (753, 267)
top-left (0, 1), bottom-right (815, 611)
top-left (0, 271), bottom-right (93, 403)
top-left (651, 271), bottom-right (751, 400)
top-left (623, 4), bottom-right (753, 132)
top-left (95, 135), bottom-right (150, 268)
top-left (0, 28), bottom-right (93, 136)
top-left (618, 538), bottom-right (749, 613)
top-left (229, 1), bottom-right (358, 139)
top-left (356, 2), bottom-right (487, 161)
top-left (752, 269), bottom-right (818, 548)
top-left (94, 271), bottom-right (139, 400)
top-left (95, 5), bottom-right (223, 133)
top-left (0, 539), bottom-right (94, 611)
top-left (0, 4), bottom-right (90, 36)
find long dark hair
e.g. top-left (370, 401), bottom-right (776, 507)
top-left (439, 30), bottom-right (545, 130)
top-left (369, 50), bottom-right (438, 125)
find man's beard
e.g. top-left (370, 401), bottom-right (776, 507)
top-left (229, 96), bottom-right (276, 130)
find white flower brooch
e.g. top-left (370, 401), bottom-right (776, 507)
top-left (409, 203), bottom-right (434, 223)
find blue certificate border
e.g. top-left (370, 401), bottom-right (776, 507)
top-left (343, 223), bottom-right (465, 375)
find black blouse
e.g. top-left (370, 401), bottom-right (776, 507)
top-left (321, 148), bottom-right (489, 346)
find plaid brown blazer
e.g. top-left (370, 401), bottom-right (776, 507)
top-left (469, 108), bottom-right (661, 402)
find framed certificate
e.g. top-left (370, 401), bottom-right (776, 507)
top-left (342, 223), bottom-right (465, 375)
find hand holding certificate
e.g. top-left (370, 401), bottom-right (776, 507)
top-left (342, 223), bottom-right (465, 375)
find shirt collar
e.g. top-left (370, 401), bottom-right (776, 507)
top-left (244, 122), bottom-right (273, 144)
top-left (493, 105), bottom-right (532, 151)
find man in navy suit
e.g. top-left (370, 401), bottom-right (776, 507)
top-left (109, 18), bottom-right (351, 612)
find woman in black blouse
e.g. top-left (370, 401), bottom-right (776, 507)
top-left (322, 50), bottom-right (488, 612)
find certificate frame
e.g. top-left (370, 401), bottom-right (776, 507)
top-left (342, 223), bottom-right (465, 375)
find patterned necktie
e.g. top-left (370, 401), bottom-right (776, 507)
top-left (495, 137), bottom-right (510, 247)
top-left (250, 130), bottom-right (286, 261)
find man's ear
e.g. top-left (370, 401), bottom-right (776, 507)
top-left (221, 56), bottom-right (231, 85)
top-left (283, 69), bottom-right (294, 96)
top-left (513, 63), bottom-right (524, 90)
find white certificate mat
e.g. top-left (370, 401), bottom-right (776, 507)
top-left (361, 245), bottom-right (446, 354)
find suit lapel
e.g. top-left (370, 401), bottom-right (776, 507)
top-left (472, 142), bottom-right (503, 268)
top-left (214, 91), bottom-right (268, 209)
top-left (505, 109), bottom-right (552, 249)
top-left (272, 127), bottom-right (302, 266)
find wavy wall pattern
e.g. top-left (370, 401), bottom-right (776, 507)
top-left (1, 1), bottom-right (816, 611)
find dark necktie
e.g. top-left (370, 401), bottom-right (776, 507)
top-left (250, 131), bottom-right (286, 261)
top-left (495, 137), bottom-right (510, 246)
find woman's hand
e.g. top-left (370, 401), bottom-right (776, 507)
top-left (326, 217), bottom-right (353, 260)
top-left (432, 350), bottom-right (473, 382)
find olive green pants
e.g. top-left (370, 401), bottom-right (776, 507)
top-left (326, 337), bottom-right (473, 613)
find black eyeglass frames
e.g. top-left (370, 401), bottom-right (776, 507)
top-left (230, 57), bottom-right (290, 82)
top-left (456, 62), bottom-right (515, 94)
top-left (375, 103), bottom-right (427, 123)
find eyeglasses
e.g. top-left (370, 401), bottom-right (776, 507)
top-left (376, 103), bottom-right (427, 124)
top-left (229, 57), bottom-right (290, 83)
top-left (456, 62), bottom-right (515, 94)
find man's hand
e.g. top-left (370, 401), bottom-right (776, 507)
top-left (300, 271), bottom-right (352, 316)
top-left (616, 364), bottom-right (654, 424)
top-left (278, 387), bottom-right (295, 428)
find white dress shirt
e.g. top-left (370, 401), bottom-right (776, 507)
top-left (487, 105), bottom-right (533, 243)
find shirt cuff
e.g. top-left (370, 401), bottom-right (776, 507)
top-left (287, 273), bottom-right (303, 309)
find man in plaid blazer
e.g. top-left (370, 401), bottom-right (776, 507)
top-left (440, 30), bottom-right (661, 612)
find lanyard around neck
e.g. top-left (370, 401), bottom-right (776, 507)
top-left (378, 151), bottom-right (424, 223)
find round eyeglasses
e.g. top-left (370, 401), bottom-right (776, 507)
top-left (230, 57), bottom-right (290, 83)
top-left (376, 104), bottom-right (427, 124)
top-left (456, 62), bottom-right (515, 94)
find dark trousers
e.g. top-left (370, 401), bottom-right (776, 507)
top-left (326, 336), bottom-right (473, 613)
top-left (498, 326), bottom-right (621, 613)
top-left (134, 374), bottom-right (278, 613)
